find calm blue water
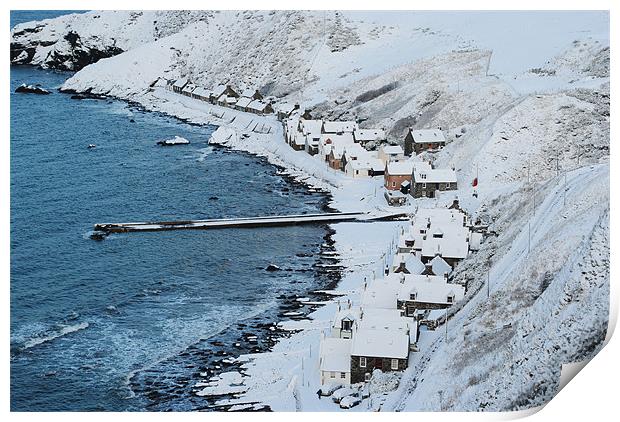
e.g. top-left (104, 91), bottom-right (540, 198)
top-left (10, 15), bottom-right (329, 410)
top-left (11, 10), bottom-right (86, 27)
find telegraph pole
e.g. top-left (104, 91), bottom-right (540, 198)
top-left (527, 160), bottom-right (530, 184)
top-left (528, 221), bottom-right (531, 255)
top-left (487, 269), bottom-right (490, 298)
top-left (445, 309), bottom-right (448, 342)
top-left (563, 171), bottom-right (567, 207)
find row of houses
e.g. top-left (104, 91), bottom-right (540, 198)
top-left (319, 207), bottom-right (478, 386)
top-left (284, 117), bottom-right (404, 178)
top-left (165, 78), bottom-right (293, 116)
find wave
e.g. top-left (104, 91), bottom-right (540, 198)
top-left (20, 322), bottom-right (90, 351)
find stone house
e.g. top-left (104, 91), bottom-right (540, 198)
top-left (404, 128), bottom-right (446, 156)
top-left (411, 161), bottom-right (457, 198)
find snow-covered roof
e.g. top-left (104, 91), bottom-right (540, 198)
top-left (392, 252), bottom-right (425, 275)
top-left (210, 84), bottom-right (227, 98)
top-left (361, 279), bottom-right (400, 309)
top-left (322, 121), bottom-right (358, 134)
top-left (347, 157), bottom-right (383, 172)
top-left (224, 95), bottom-right (238, 104)
top-left (369, 158), bottom-right (385, 171)
top-left (347, 159), bottom-right (370, 171)
top-left (351, 327), bottom-right (409, 359)
top-left (386, 160), bottom-right (414, 176)
top-left (320, 337), bottom-right (351, 373)
top-left (173, 77), bottom-right (188, 88)
top-left (354, 128), bottom-right (386, 142)
top-left (247, 99), bottom-right (270, 112)
top-left (413, 164), bottom-right (457, 184)
top-left (395, 274), bottom-right (465, 305)
top-left (192, 87), bottom-right (210, 97)
top-left (321, 133), bottom-right (355, 151)
top-left (430, 255), bottom-right (452, 277)
top-left (343, 143), bottom-right (369, 160)
top-left (332, 307), bottom-right (362, 330)
top-left (235, 97), bottom-right (253, 108)
top-left (181, 83), bottom-right (196, 93)
top-left (240, 88), bottom-right (259, 98)
top-left (420, 225), bottom-right (469, 260)
top-left (409, 128), bottom-right (446, 143)
top-left (277, 102), bottom-right (297, 114)
top-left (381, 144), bottom-right (404, 156)
top-left (359, 307), bottom-right (418, 344)
top-left (413, 208), bottom-right (467, 227)
top-left (300, 119), bottom-right (323, 136)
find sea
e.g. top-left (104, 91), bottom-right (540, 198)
top-left (10, 10), bottom-right (332, 411)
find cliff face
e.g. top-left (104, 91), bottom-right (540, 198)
top-left (10, 10), bottom-right (216, 71)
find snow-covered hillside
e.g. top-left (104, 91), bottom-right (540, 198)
top-left (10, 10), bottom-right (217, 70)
top-left (10, 10), bottom-right (610, 412)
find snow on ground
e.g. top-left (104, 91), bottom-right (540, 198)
top-left (11, 10), bottom-right (610, 412)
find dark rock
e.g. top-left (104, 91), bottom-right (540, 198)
top-left (15, 84), bottom-right (50, 95)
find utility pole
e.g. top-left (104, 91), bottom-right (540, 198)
top-left (487, 269), bottom-right (490, 298)
top-left (563, 171), bottom-right (567, 208)
top-left (445, 309), bottom-right (448, 342)
top-left (528, 221), bottom-right (531, 255)
top-left (527, 160), bottom-right (530, 184)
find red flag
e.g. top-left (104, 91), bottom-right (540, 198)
top-left (472, 177), bottom-right (478, 187)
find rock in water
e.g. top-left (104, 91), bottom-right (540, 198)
top-left (157, 136), bottom-right (190, 146)
top-left (15, 84), bottom-right (50, 95)
top-left (265, 264), bottom-right (281, 272)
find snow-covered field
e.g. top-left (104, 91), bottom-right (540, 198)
top-left (11, 10), bottom-right (610, 412)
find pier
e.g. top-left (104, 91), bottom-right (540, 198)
top-left (93, 211), bottom-right (409, 235)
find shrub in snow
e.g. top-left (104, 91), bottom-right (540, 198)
top-left (368, 369), bottom-right (400, 395)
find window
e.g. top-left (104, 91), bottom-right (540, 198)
top-left (447, 294), bottom-right (455, 303)
top-left (420, 173), bottom-right (427, 180)
top-left (409, 292), bottom-right (417, 300)
top-left (356, 170), bottom-right (359, 175)
top-left (422, 182), bottom-right (427, 189)
top-left (445, 183), bottom-right (451, 189)
top-left (330, 371), bottom-right (336, 378)
top-left (391, 359), bottom-right (399, 370)
top-left (340, 372), bottom-right (346, 379)
top-left (342, 320), bottom-right (352, 331)
top-left (360, 357), bottom-right (367, 368)
top-left (392, 181), bottom-right (396, 188)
